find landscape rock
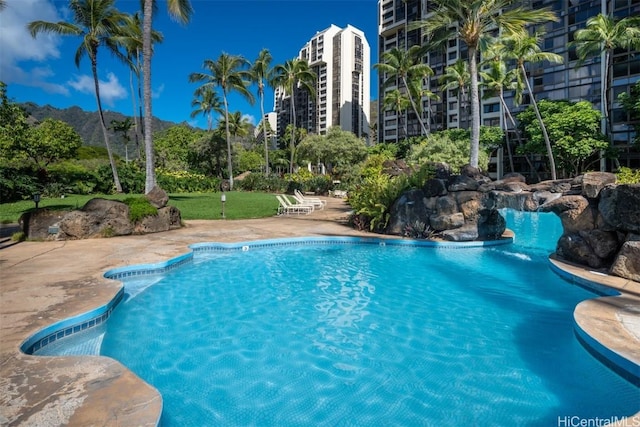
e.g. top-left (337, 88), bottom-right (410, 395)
top-left (610, 237), bottom-right (640, 282)
top-left (145, 185), bottom-right (169, 208)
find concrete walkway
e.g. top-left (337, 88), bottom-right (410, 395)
top-left (1, 197), bottom-right (638, 426)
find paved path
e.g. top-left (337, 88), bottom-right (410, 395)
top-left (1, 197), bottom-right (638, 426)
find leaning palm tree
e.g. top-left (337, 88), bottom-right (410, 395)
top-left (190, 86), bottom-right (222, 132)
top-left (382, 89), bottom-right (411, 143)
top-left (189, 53), bottom-right (255, 190)
top-left (250, 48), bottom-right (273, 174)
top-left (28, 0), bottom-right (128, 192)
top-left (572, 13), bottom-right (640, 144)
top-left (374, 46), bottom-right (432, 136)
top-left (439, 59), bottom-right (470, 124)
top-left (271, 58), bottom-right (316, 173)
top-left (502, 32), bottom-right (563, 180)
top-left (413, 0), bottom-right (558, 169)
top-left (142, 0), bottom-right (192, 193)
top-left (115, 12), bottom-right (163, 162)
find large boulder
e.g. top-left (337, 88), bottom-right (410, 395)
top-left (134, 206), bottom-right (182, 234)
top-left (599, 184), bottom-right (640, 233)
top-left (610, 236), bottom-right (640, 282)
top-left (19, 209), bottom-right (67, 240)
top-left (59, 198), bottom-right (132, 239)
top-left (582, 172), bottom-right (616, 199)
top-left (386, 189), bottom-right (430, 235)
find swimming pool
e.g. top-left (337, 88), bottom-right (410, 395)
top-left (37, 210), bottom-right (640, 426)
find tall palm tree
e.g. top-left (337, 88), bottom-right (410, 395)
top-left (142, 0), bottom-right (192, 193)
top-left (189, 53), bottom-right (255, 189)
top-left (413, 0), bottom-right (558, 169)
top-left (190, 86), bottom-right (222, 132)
top-left (502, 32), bottom-right (563, 180)
top-left (115, 12), bottom-right (163, 163)
top-left (271, 58), bottom-right (316, 173)
top-left (374, 46), bottom-right (432, 136)
top-left (219, 111), bottom-right (251, 140)
top-left (439, 59), bottom-right (470, 125)
top-left (250, 48), bottom-right (273, 174)
top-left (382, 89), bottom-right (411, 143)
top-left (572, 14), bottom-right (640, 144)
top-left (479, 59), bottom-right (519, 173)
top-left (28, 0), bottom-right (128, 192)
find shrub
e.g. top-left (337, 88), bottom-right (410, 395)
top-left (616, 167), bottom-right (640, 184)
top-left (157, 169), bottom-right (220, 193)
top-left (348, 173), bottom-right (409, 232)
top-left (236, 173), bottom-right (287, 192)
top-left (0, 165), bottom-right (38, 201)
top-left (123, 197), bottom-right (157, 223)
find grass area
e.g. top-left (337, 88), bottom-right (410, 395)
top-left (0, 192), bottom-right (280, 223)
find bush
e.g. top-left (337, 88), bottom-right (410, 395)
top-left (236, 173), bottom-right (287, 192)
top-left (157, 169), bottom-right (221, 193)
top-left (348, 173), bottom-right (409, 232)
top-left (616, 167), bottom-right (640, 184)
top-left (123, 197), bottom-right (157, 223)
top-left (0, 165), bottom-right (38, 201)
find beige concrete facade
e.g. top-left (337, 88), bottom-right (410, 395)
top-left (1, 197), bottom-right (638, 426)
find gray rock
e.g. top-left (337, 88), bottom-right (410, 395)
top-left (447, 174), bottom-right (479, 192)
top-left (386, 189), bottom-right (430, 235)
top-left (599, 184), bottom-right (640, 233)
top-left (477, 208), bottom-right (507, 240)
top-left (429, 212), bottom-right (465, 231)
top-left (145, 185), bottom-right (169, 208)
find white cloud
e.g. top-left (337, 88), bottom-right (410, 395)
top-left (242, 114), bottom-right (257, 126)
top-left (152, 83), bottom-right (165, 99)
top-left (0, 0), bottom-right (64, 90)
top-left (67, 72), bottom-right (127, 106)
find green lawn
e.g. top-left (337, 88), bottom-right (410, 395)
top-left (0, 192), bottom-right (280, 223)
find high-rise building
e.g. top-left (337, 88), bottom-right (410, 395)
top-left (275, 24), bottom-right (371, 143)
top-left (377, 0), bottom-right (639, 176)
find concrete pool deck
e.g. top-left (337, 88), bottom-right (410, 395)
top-left (1, 197), bottom-right (638, 426)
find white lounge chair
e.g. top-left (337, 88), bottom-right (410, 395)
top-left (282, 194), bottom-right (316, 212)
top-left (276, 195), bottom-right (312, 215)
top-left (294, 189), bottom-right (326, 210)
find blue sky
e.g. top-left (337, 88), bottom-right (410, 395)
top-left (1, 0), bottom-right (379, 129)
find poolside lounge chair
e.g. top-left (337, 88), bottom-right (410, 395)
top-left (281, 194), bottom-right (317, 212)
top-left (276, 195), bottom-right (313, 215)
top-left (293, 189), bottom-right (326, 210)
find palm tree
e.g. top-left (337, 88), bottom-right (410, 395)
top-left (189, 53), bottom-right (255, 190)
top-left (110, 117), bottom-right (133, 163)
top-left (0, 0), bottom-right (6, 11)
top-left (382, 89), bottom-right (411, 143)
top-left (374, 46), bottom-right (432, 136)
top-left (219, 111), bottom-right (251, 140)
top-left (502, 32), bottom-right (563, 180)
top-left (28, 0), bottom-right (128, 192)
top-left (190, 86), bottom-right (222, 132)
top-left (250, 48), bottom-right (273, 174)
top-left (271, 58), bottom-right (316, 173)
top-left (480, 59), bottom-right (520, 172)
top-left (439, 59), bottom-right (470, 125)
top-left (142, 0), bottom-right (192, 193)
top-left (572, 14), bottom-right (640, 145)
top-left (115, 12), bottom-right (163, 163)
top-left (413, 0), bottom-right (558, 169)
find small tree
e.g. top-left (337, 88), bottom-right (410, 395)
top-left (517, 100), bottom-right (609, 177)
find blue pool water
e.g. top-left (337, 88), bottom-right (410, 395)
top-left (83, 211), bottom-right (640, 425)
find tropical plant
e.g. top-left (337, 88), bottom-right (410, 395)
top-left (142, 0), bottom-right (192, 193)
top-left (190, 86), bottom-right (222, 132)
top-left (271, 58), bottom-right (317, 173)
top-left (572, 13), bottom-right (640, 143)
top-left (501, 31), bottom-right (563, 180)
top-left (615, 167), bottom-right (640, 184)
top-left (296, 127), bottom-right (368, 176)
top-left (250, 48), bottom-right (273, 174)
top-left (381, 89), bottom-right (411, 143)
top-left (439, 59), bottom-right (470, 122)
top-left (374, 46), bottom-right (432, 136)
top-left (412, 0), bottom-right (558, 169)
top-left (115, 11), bottom-right (163, 161)
top-left (618, 81), bottom-right (640, 146)
top-left (110, 117), bottom-right (133, 163)
top-left (189, 53), bottom-right (255, 190)
top-left (219, 111), bottom-right (251, 141)
top-left (28, 0), bottom-right (129, 192)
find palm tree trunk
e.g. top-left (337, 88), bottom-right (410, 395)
top-left (520, 63), bottom-right (557, 180)
top-left (129, 66), bottom-right (141, 162)
top-left (92, 57), bottom-right (122, 193)
top-left (290, 93), bottom-right (296, 174)
top-left (498, 90), bottom-right (514, 173)
top-left (468, 46), bottom-right (480, 169)
top-left (260, 87), bottom-right (269, 175)
top-left (401, 76), bottom-right (428, 136)
top-left (223, 93), bottom-right (234, 190)
top-left (143, 0), bottom-right (156, 194)
top-left (502, 98), bottom-right (541, 182)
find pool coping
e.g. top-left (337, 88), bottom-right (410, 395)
top-left (1, 209), bottom-right (638, 425)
